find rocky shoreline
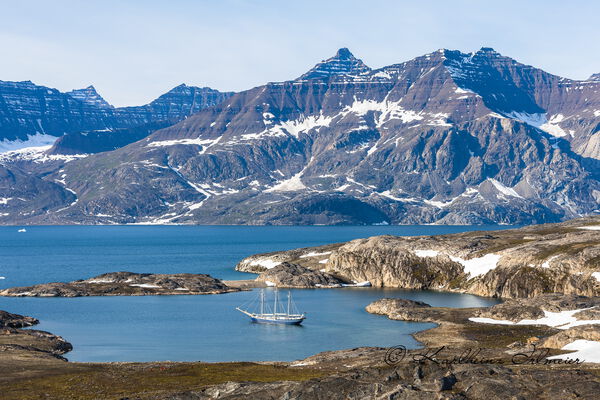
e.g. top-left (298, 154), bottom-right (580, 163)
top-left (0, 271), bottom-right (240, 297)
top-left (1, 292), bottom-right (599, 399)
top-left (236, 216), bottom-right (600, 298)
top-left (1, 217), bottom-right (599, 398)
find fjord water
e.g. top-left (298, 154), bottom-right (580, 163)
top-left (0, 225), bottom-right (506, 362)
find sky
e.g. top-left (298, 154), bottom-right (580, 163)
top-left (1, 0), bottom-right (598, 107)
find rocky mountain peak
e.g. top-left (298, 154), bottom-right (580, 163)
top-left (298, 48), bottom-right (371, 80)
top-left (477, 47), bottom-right (499, 54)
top-left (67, 85), bottom-right (113, 109)
top-left (334, 47), bottom-right (354, 59)
top-left (589, 73), bottom-right (600, 81)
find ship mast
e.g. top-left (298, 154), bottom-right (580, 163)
top-left (287, 291), bottom-right (291, 317)
top-left (274, 289), bottom-right (279, 319)
top-left (260, 289), bottom-right (264, 316)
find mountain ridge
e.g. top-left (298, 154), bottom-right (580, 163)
top-left (1, 47), bottom-right (599, 225)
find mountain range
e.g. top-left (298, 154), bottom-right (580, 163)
top-left (0, 47), bottom-right (599, 225)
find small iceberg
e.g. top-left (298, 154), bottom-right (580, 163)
top-left (17, 228), bottom-right (26, 233)
top-left (0, 276), bottom-right (5, 280)
top-left (342, 281), bottom-right (372, 287)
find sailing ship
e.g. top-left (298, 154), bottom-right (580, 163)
top-left (236, 289), bottom-right (306, 325)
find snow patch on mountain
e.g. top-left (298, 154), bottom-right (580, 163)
top-left (0, 144), bottom-right (86, 163)
top-left (0, 134), bottom-right (58, 153)
top-left (147, 138), bottom-right (218, 148)
top-left (265, 171), bottom-right (306, 192)
top-left (488, 178), bottom-right (523, 198)
top-left (272, 114), bottom-right (334, 138)
top-left (504, 112), bottom-right (569, 138)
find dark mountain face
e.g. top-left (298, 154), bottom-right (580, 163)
top-left (1, 48), bottom-right (599, 225)
top-left (66, 86), bottom-right (113, 109)
top-left (0, 81), bottom-right (234, 153)
top-left (298, 48), bottom-right (371, 80)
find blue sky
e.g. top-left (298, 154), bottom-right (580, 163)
top-left (1, 0), bottom-right (598, 106)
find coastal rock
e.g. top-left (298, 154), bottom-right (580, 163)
top-left (0, 272), bottom-right (240, 297)
top-left (474, 294), bottom-right (600, 322)
top-left (236, 217), bottom-right (600, 298)
top-left (0, 310), bottom-right (38, 328)
top-left (541, 325), bottom-right (600, 349)
top-left (184, 363), bottom-right (600, 400)
top-left (235, 245), bottom-right (339, 273)
top-left (0, 310), bottom-right (73, 361)
top-left (365, 298), bottom-right (465, 324)
top-left (255, 262), bottom-right (345, 287)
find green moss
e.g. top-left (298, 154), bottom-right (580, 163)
top-left (1, 362), bottom-right (328, 400)
top-left (584, 255), bottom-right (600, 269)
top-left (473, 238), bottom-right (535, 256)
top-left (535, 241), bottom-right (598, 261)
top-left (462, 324), bottom-right (557, 348)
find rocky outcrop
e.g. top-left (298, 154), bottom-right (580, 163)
top-left (188, 363), bottom-right (600, 400)
top-left (255, 262), bottom-right (345, 287)
top-left (0, 310), bottom-right (38, 328)
top-left (236, 217), bottom-right (600, 298)
top-left (474, 294), bottom-right (600, 321)
top-left (366, 293), bottom-right (600, 364)
top-left (236, 245), bottom-right (339, 273)
top-left (0, 271), bottom-right (240, 297)
top-left (0, 310), bottom-right (72, 361)
top-left (542, 325), bottom-right (600, 349)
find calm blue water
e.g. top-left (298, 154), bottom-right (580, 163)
top-left (0, 225), bottom-right (507, 362)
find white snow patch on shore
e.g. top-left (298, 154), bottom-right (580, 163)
top-left (249, 258), bottom-right (281, 269)
top-left (266, 171), bottom-right (306, 192)
top-left (86, 279), bottom-right (115, 284)
top-left (469, 307), bottom-right (600, 329)
top-left (542, 255), bottom-right (559, 269)
top-left (130, 283), bottom-right (161, 288)
top-left (547, 340), bottom-right (600, 363)
top-left (592, 272), bottom-right (600, 283)
top-left (468, 317), bottom-right (515, 325)
top-left (319, 259), bottom-right (329, 264)
top-left (300, 251), bottom-right (332, 258)
top-left (414, 250), bottom-right (440, 258)
top-left (449, 254), bottom-right (501, 277)
top-left (579, 225), bottom-right (600, 231)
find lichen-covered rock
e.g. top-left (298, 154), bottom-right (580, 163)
top-left (237, 217), bottom-right (600, 298)
top-left (0, 310), bottom-right (38, 328)
top-left (0, 272), bottom-right (239, 297)
top-left (541, 325), bottom-right (600, 349)
top-left (474, 294), bottom-right (600, 322)
top-left (256, 262), bottom-right (344, 288)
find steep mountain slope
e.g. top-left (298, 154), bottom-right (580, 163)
top-left (1, 48), bottom-right (599, 225)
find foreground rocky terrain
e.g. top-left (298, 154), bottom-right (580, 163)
top-left (237, 216), bottom-right (600, 298)
top-left (1, 293), bottom-right (599, 399)
top-left (0, 272), bottom-right (239, 297)
top-left (1, 47), bottom-right (600, 225)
